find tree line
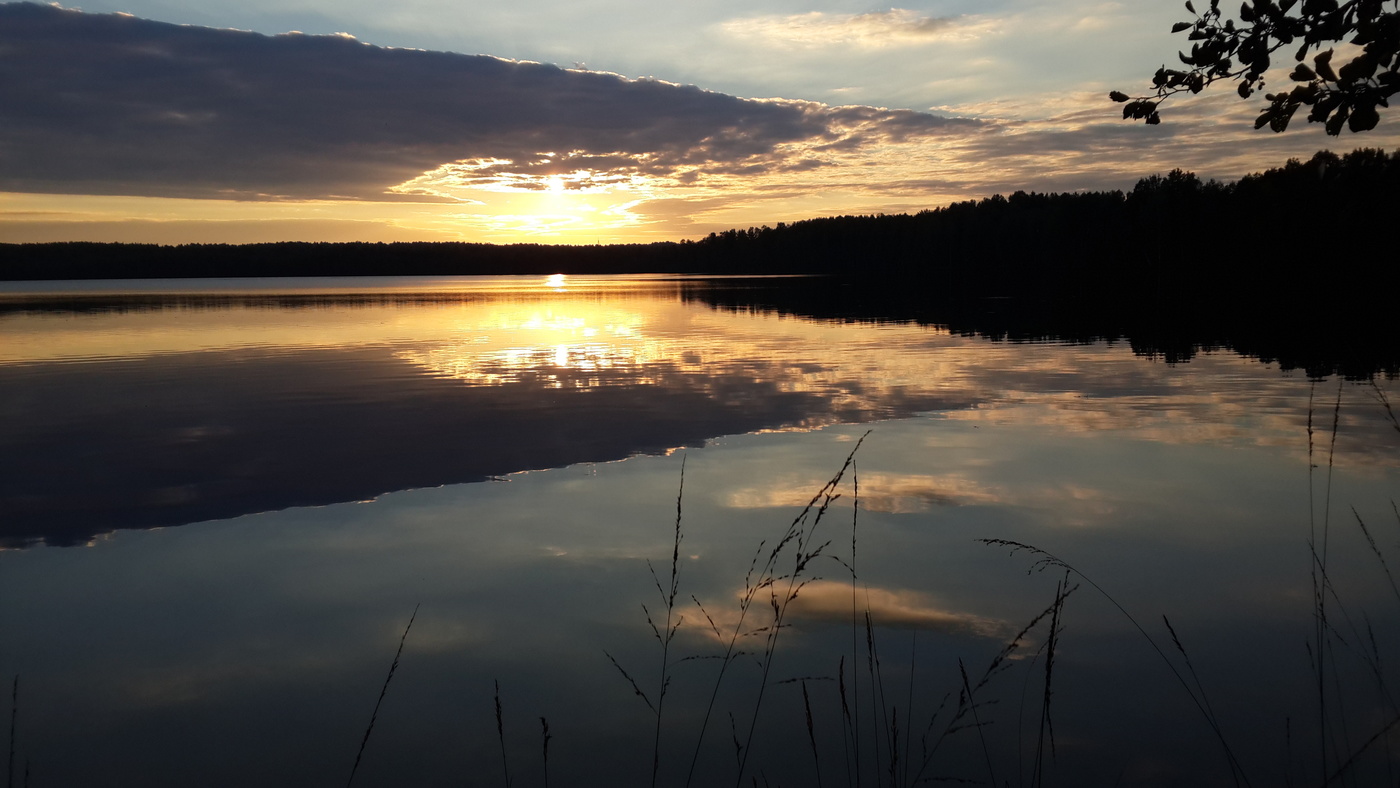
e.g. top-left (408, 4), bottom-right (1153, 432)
top-left (4, 148), bottom-right (1397, 317)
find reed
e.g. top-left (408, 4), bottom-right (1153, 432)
top-left (540, 716), bottom-right (552, 788)
top-left (7, 675), bottom-right (16, 788)
top-left (602, 380), bottom-right (1400, 784)
top-left (599, 433), bottom-right (1090, 788)
top-left (980, 537), bottom-right (1248, 786)
top-left (346, 604), bottom-right (419, 788)
top-left (495, 680), bottom-right (512, 788)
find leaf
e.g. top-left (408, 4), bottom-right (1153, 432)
top-left (1309, 93), bottom-right (1341, 121)
top-left (1239, 80), bottom-right (1254, 98)
top-left (1172, 21), bottom-right (1193, 32)
top-left (1315, 49), bottom-right (1339, 81)
top-left (1185, 0), bottom-right (1196, 11)
top-left (1241, 2), bottom-right (1256, 22)
top-left (1290, 63), bottom-right (1317, 80)
top-left (1123, 100), bottom-right (1143, 119)
top-left (1325, 105), bottom-right (1350, 135)
top-left (1109, 90), bottom-right (1131, 102)
top-left (1338, 52), bottom-right (1377, 81)
top-left (1146, 111), bottom-right (1162, 124)
top-left (1348, 103), bottom-right (1380, 131)
top-left (1280, 0), bottom-right (1298, 11)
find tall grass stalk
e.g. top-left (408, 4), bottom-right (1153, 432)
top-left (901, 631), bottom-right (915, 788)
top-left (800, 680), bottom-right (823, 788)
top-left (1311, 380), bottom-right (1344, 782)
top-left (7, 675), bottom-right (15, 788)
top-left (1031, 574), bottom-right (1069, 787)
top-left (495, 680), bottom-right (512, 788)
top-left (540, 716), bottom-right (552, 788)
top-left (1308, 383), bottom-right (1400, 786)
top-left (603, 457), bottom-right (687, 787)
top-left (346, 604), bottom-right (419, 788)
top-left (640, 456), bottom-right (687, 788)
top-left (907, 583), bottom-right (1076, 786)
top-left (672, 433), bottom-right (867, 788)
top-left (730, 433), bottom-right (867, 787)
top-left (979, 538), bottom-right (1249, 786)
top-left (848, 463), bottom-right (863, 788)
top-left (957, 659), bottom-right (995, 787)
top-left (605, 433), bottom-right (1128, 785)
top-left (837, 657), bottom-right (855, 788)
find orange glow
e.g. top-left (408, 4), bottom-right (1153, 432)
top-left (2, 276), bottom-right (1376, 467)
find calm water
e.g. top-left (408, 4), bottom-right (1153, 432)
top-left (1, 275), bottom-right (1397, 787)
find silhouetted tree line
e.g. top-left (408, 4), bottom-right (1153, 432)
top-left (3, 148), bottom-right (1396, 376)
top-left (683, 148), bottom-right (1399, 303)
top-left (6, 148), bottom-right (1394, 287)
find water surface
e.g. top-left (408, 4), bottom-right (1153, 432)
top-left (1, 275), bottom-right (1396, 787)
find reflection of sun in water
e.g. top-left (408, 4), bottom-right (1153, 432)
top-left (545, 274), bottom-right (566, 290)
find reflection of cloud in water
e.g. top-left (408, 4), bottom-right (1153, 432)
top-left (725, 471), bottom-right (1119, 527)
top-left (7, 279), bottom-right (1397, 549)
top-left (792, 581), bottom-right (1008, 637)
top-left (727, 472), bottom-right (1001, 512)
top-left (947, 383), bottom-right (1400, 469)
top-left (686, 580), bottom-right (1008, 640)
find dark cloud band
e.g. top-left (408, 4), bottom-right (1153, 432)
top-left (0, 2), bottom-right (978, 201)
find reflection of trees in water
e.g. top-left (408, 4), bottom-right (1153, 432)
top-left (684, 273), bottom-right (1399, 381)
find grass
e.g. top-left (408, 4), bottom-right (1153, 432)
top-left (594, 382), bottom-right (1399, 786)
top-left (346, 604), bottom-right (419, 788)
top-left (588, 432), bottom-right (1084, 787)
top-left (335, 379), bottom-right (1400, 786)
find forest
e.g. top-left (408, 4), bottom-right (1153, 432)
top-left (4, 147), bottom-right (1397, 368)
top-left (5, 148), bottom-right (1394, 284)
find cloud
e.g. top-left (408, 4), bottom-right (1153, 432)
top-left (727, 471), bottom-right (1001, 512)
top-left (0, 3), bottom-right (978, 202)
top-left (717, 9), bottom-right (993, 50)
top-left (787, 581), bottom-right (1009, 636)
top-left (685, 580), bottom-right (1010, 639)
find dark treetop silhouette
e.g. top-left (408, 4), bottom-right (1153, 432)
top-left (1111, 0), bottom-right (1399, 133)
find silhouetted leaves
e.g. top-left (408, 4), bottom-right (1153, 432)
top-left (1113, 0), bottom-right (1398, 134)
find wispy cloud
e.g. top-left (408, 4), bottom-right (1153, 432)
top-left (717, 9), bottom-right (994, 50)
top-left (684, 579), bottom-right (1011, 639)
top-left (0, 3), bottom-right (978, 203)
top-left (727, 471), bottom-right (1001, 512)
top-left (5, 2), bottom-right (1397, 245)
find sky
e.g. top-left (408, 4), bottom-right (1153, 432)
top-left (2, 0), bottom-right (1397, 245)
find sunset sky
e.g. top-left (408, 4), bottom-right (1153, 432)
top-left (3, 0), bottom-right (1397, 245)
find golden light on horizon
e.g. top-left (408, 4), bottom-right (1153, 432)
top-left (3, 277), bottom-right (1387, 465)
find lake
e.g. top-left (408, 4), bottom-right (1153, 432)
top-left (1, 274), bottom-right (1397, 787)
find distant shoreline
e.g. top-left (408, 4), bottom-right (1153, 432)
top-left (4, 150), bottom-right (1397, 328)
